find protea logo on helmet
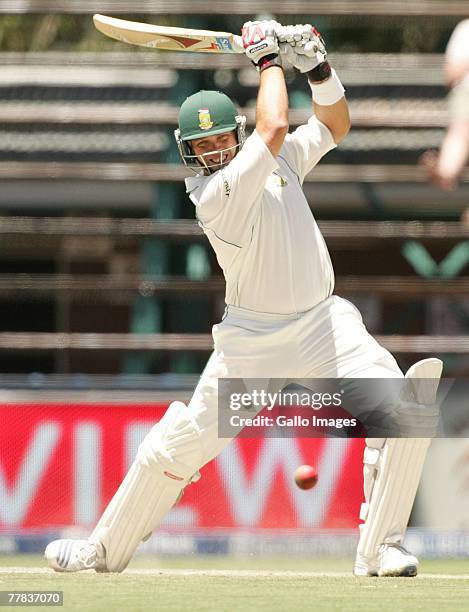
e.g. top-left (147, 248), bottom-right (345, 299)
top-left (198, 108), bottom-right (213, 130)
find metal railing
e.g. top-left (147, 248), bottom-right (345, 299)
top-left (0, 218), bottom-right (466, 239)
top-left (0, 274), bottom-right (466, 298)
top-left (0, 162), bottom-right (467, 183)
top-left (0, 331), bottom-right (466, 354)
top-left (0, 51), bottom-right (446, 81)
top-left (0, 1), bottom-right (467, 16)
top-left (0, 101), bottom-right (450, 128)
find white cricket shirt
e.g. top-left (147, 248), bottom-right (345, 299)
top-left (185, 116), bottom-right (336, 315)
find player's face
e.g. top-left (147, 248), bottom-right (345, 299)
top-left (190, 131), bottom-right (239, 172)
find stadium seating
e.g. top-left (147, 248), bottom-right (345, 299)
top-left (0, 3), bottom-right (468, 378)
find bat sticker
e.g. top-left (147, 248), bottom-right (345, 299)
top-left (216, 37), bottom-right (233, 51)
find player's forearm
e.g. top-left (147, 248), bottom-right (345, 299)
top-left (256, 66), bottom-right (289, 156)
top-left (314, 96), bottom-right (351, 144)
top-left (307, 67), bottom-right (350, 144)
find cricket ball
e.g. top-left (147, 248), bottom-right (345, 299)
top-left (294, 464), bottom-right (318, 490)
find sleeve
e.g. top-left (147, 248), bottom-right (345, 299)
top-left (446, 20), bottom-right (469, 63)
top-left (279, 116), bottom-right (336, 184)
top-left (186, 129), bottom-right (279, 247)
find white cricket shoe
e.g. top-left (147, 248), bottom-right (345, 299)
top-left (354, 543), bottom-right (418, 577)
top-left (44, 539), bottom-right (106, 572)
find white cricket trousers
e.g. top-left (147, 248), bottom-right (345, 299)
top-left (91, 294), bottom-right (406, 571)
top-left (190, 294), bottom-right (403, 467)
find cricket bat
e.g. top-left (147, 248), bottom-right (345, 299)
top-left (93, 14), bottom-right (244, 54)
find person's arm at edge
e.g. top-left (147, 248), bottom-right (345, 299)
top-left (444, 20), bottom-right (469, 87)
top-left (445, 59), bottom-right (469, 88)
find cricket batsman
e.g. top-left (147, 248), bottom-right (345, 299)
top-left (45, 20), bottom-right (442, 577)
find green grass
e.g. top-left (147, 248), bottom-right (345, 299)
top-left (0, 556), bottom-right (468, 612)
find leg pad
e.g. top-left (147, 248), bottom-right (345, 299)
top-left (90, 401), bottom-right (205, 572)
top-left (357, 358), bottom-right (443, 561)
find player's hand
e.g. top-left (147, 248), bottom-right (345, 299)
top-left (242, 20), bottom-right (280, 68)
top-left (276, 24), bottom-right (316, 48)
top-left (279, 25), bottom-right (327, 73)
top-left (420, 149), bottom-right (457, 191)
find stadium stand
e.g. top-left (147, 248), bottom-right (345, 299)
top-left (0, 3), bottom-right (468, 378)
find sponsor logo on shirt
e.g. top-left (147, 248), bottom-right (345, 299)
top-left (221, 169), bottom-right (231, 196)
top-left (274, 172), bottom-right (288, 186)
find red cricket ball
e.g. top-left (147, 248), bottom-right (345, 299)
top-left (294, 464), bottom-right (319, 490)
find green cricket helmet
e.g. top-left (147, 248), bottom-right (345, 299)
top-left (175, 90), bottom-right (246, 172)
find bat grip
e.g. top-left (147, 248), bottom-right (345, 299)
top-left (232, 35), bottom-right (245, 53)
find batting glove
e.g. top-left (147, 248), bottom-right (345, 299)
top-left (279, 25), bottom-right (329, 78)
top-left (276, 24), bottom-right (316, 48)
top-left (242, 20), bottom-right (282, 71)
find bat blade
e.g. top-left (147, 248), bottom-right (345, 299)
top-left (93, 14), bottom-right (244, 54)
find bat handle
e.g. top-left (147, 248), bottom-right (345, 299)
top-left (232, 35), bottom-right (244, 53)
